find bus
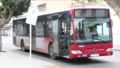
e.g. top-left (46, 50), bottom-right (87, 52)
top-left (12, 8), bottom-right (113, 59)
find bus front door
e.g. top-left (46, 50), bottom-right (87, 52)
top-left (52, 15), bottom-right (60, 57)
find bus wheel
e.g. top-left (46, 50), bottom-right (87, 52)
top-left (49, 45), bottom-right (57, 60)
top-left (21, 41), bottom-right (26, 52)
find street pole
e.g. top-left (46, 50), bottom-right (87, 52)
top-left (26, 0), bottom-right (38, 60)
top-left (29, 24), bottom-right (32, 60)
top-left (29, 0), bottom-right (33, 60)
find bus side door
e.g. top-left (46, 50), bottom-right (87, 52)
top-left (52, 15), bottom-right (60, 56)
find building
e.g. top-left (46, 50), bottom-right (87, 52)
top-left (1, 24), bottom-right (11, 36)
top-left (32, 0), bottom-right (105, 12)
top-left (32, 0), bottom-right (74, 12)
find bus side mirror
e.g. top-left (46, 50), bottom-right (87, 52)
top-left (111, 19), bottom-right (113, 27)
top-left (67, 19), bottom-right (71, 27)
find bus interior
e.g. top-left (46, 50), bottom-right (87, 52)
top-left (59, 13), bottom-right (71, 57)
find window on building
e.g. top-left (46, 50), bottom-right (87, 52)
top-left (39, 4), bottom-right (46, 12)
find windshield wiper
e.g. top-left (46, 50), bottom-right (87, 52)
top-left (93, 38), bottom-right (109, 43)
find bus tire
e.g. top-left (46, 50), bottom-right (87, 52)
top-left (49, 44), bottom-right (57, 60)
top-left (21, 41), bottom-right (26, 52)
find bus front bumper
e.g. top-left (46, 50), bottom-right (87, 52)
top-left (70, 51), bottom-right (113, 59)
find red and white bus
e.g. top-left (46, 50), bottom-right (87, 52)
top-left (12, 8), bottom-right (113, 59)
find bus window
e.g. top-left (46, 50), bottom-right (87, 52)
top-left (74, 18), bottom-right (112, 44)
top-left (13, 19), bottom-right (27, 36)
top-left (35, 22), bottom-right (45, 37)
top-left (13, 20), bottom-right (17, 36)
top-left (26, 24), bottom-right (29, 36)
top-left (47, 15), bottom-right (52, 38)
top-left (36, 16), bottom-right (46, 37)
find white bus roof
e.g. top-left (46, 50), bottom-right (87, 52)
top-left (12, 8), bottom-right (70, 20)
top-left (12, 3), bottom-right (109, 20)
top-left (38, 8), bottom-right (70, 16)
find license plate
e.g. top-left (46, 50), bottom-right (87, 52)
top-left (91, 54), bottom-right (99, 57)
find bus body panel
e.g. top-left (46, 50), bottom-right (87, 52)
top-left (13, 36), bottom-right (30, 48)
top-left (69, 42), bottom-right (113, 59)
top-left (69, 8), bottom-right (113, 59)
top-left (13, 36), bottom-right (23, 47)
top-left (16, 37), bottom-right (22, 47)
top-left (13, 37), bottom-right (52, 54)
top-left (36, 38), bottom-right (52, 54)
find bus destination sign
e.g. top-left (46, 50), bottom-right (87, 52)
top-left (74, 9), bottom-right (109, 18)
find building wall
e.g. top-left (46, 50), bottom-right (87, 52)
top-left (33, 0), bottom-right (74, 11)
top-left (32, 0), bottom-right (106, 11)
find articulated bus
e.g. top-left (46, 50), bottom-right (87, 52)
top-left (13, 8), bottom-right (113, 59)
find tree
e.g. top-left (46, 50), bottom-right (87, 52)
top-left (0, 0), bottom-right (31, 52)
top-left (104, 0), bottom-right (120, 17)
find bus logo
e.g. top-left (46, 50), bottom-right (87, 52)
top-left (93, 48), bottom-right (97, 52)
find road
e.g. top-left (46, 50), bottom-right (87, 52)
top-left (2, 37), bottom-right (120, 68)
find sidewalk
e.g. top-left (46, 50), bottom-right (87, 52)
top-left (0, 50), bottom-right (60, 68)
top-left (113, 46), bottom-right (120, 51)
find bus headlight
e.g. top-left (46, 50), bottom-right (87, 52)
top-left (106, 48), bottom-right (113, 51)
top-left (71, 50), bottom-right (82, 54)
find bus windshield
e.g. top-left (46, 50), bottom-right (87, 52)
top-left (74, 18), bottom-right (112, 45)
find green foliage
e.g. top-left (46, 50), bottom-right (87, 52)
top-left (0, 5), bottom-right (4, 18)
top-left (0, 0), bottom-right (31, 19)
top-left (118, 15), bottom-right (120, 19)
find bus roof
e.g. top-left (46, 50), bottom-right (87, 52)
top-left (38, 8), bottom-right (70, 16)
top-left (12, 8), bottom-right (70, 20)
top-left (12, 6), bottom-right (109, 20)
